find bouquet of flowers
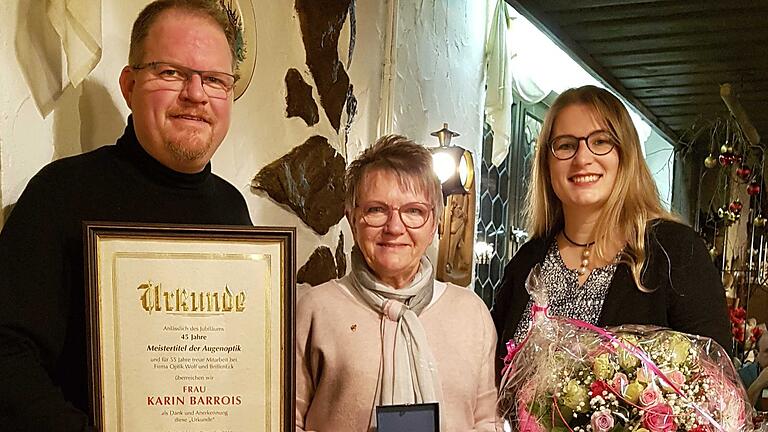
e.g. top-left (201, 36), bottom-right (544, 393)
top-left (498, 266), bottom-right (764, 432)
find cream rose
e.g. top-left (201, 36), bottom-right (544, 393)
top-left (562, 380), bottom-right (589, 412)
top-left (593, 353), bottom-right (615, 380)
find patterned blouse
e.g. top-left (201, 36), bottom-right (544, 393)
top-left (512, 242), bottom-right (619, 342)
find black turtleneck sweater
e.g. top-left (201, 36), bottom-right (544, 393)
top-left (0, 118), bottom-right (252, 431)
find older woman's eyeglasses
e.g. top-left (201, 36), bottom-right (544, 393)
top-left (131, 61), bottom-right (238, 100)
top-left (549, 130), bottom-right (617, 160)
top-left (357, 201), bottom-right (433, 229)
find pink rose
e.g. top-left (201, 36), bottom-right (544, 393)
top-left (591, 410), bottom-right (615, 432)
top-left (639, 385), bottom-right (662, 407)
top-left (660, 370), bottom-right (685, 392)
top-left (667, 370), bottom-right (685, 386)
top-left (611, 372), bottom-right (629, 394)
top-left (517, 404), bottom-right (545, 432)
top-left (642, 403), bottom-right (676, 432)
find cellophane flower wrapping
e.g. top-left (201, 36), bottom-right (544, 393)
top-left (498, 265), bottom-right (765, 432)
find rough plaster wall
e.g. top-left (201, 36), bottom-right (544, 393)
top-left (391, 0), bottom-right (487, 156)
top-left (388, 0), bottom-right (488, 270)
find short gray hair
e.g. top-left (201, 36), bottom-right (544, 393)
top-left (345, 134), bottom-right (444, 219)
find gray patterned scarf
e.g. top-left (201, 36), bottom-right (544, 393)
top-left (345, 246), bottom-right (444, 428)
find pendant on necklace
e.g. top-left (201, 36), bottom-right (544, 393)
top-left (578, 246), bottom-right (591, 276)
top-left (562, 230), bottom-right (595, 277)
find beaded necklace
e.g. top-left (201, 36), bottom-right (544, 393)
top-left (562, 230), bottom-right (596, 276)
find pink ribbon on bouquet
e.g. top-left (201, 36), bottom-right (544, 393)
top-left (501, 305), bottom-right (550, 375)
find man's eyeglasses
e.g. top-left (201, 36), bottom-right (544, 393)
top-left (132, 61), bottom-right (238, 100)
top-left (357, 201), bottom-right (434, 229)
top-left (549, 130), bottom-right (617, 160)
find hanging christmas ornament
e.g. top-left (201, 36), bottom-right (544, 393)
top-left (729, 200), bottom-right (743, 214)
top-left (754, 215), bottom-right (766, 227)
top-left (736, 165), bottom-right (752, 180)
top-left (704, 154), bottom-right (718, 169)
top-left (709, 246), bottom-right (718, 259)
top-left (717, 207), bottom-right (726, 219)
top-left (747, 182), bottom-right (761, 196)
top-left (727, 211), bottom-right (738, 223)
top-left (733, 154), bottom-right (743, 165)
top-left (719, 154), bottom-right (730, 166)
top-left (720, 144), bottom-right (734, 154)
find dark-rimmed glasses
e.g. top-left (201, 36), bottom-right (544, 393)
top-left (131, 61), bottom-right (238, 100)
top-left (357, 201), bottom-right (434, 229)
top-left (549, 130), bottom-right (617, 160)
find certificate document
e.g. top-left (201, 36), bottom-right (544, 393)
top-left (85, 223), bottom-right (295, 431)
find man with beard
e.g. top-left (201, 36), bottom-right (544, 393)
top-left (0, 1), bottom-right (252, 430)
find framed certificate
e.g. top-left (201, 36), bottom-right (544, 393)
top-left (84, 222), bottom-right (295, 431)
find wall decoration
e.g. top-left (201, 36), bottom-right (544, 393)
top-left (220, 0), bottom-right (257, 101)
top-left (295, 0), bottom-right (356, 132)
top-left (431, 123), bottom-right (476, 287)
top-left (285, 68), bottom-right (319, 126)
top-left (251, 136), bottom-right (346, 235)
top-left (436, 188), bottom-right (476, 287)
top-left (342, 84), bottom-right (358, 149)
top-left (297, 246), bottom-right (337, 287)
top-left (335, 232), bottom-right (346, 278)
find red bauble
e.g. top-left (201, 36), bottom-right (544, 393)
top-left (747, 182), bottom-right (761, 196)
top-left (719, 154), bottom-right (730, 166)
top-left (736, 165), bottom-right (752, 180)
top-left (729, 200), bottom-right (743, 213)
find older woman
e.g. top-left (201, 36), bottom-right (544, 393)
top-left (296, 135), bottom-right (499, 431)
top-left (492, 85), bottom-right (731, 369)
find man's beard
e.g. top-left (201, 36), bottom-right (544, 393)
top-left (165, 129), bottom-right (213, 162)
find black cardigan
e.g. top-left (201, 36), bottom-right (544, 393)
top-left (491, 220), bottom-right (731, 373)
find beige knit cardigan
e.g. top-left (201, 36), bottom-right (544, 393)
top-left (295, 278), bottom-right (501, 431)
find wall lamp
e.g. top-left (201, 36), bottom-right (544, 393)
top-left (474, 241), bottom-right (495, 265)
top-left (430, 123), bottom-right (474, 198)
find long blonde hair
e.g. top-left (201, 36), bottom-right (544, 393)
top-left (525, 85), bottom-right (677, 291)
